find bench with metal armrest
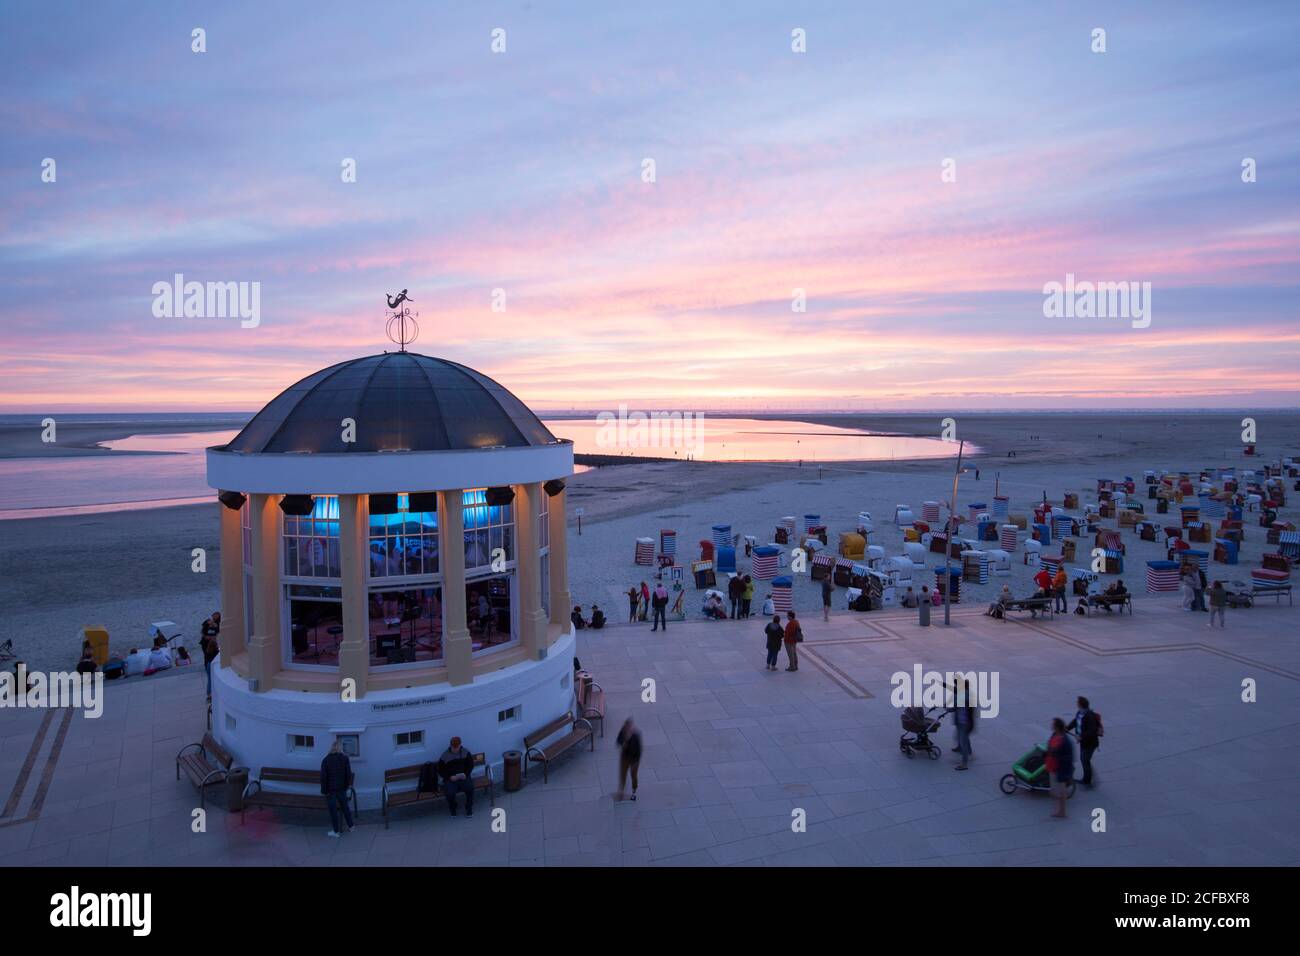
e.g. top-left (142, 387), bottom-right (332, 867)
top-left (380, 753), bottom-right (494, 828)
top-left (241, 767), bottom-right (356, 824)
top-left (524, 714), bottom-right (594, 783)
top-left (175, 732), bottom-right (241, 808)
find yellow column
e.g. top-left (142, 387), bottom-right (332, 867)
top-left (439, 489), bottom-right (473, 686)
top-left (514, 482), bottom-right (547, 660)
top-left (218, 498), bottom-right (247, 667)
top-left (337, 494), bottom-right (369, 698)
top-left (245, 493), bottom-right (282, 691)
top-left (547, 486), bottom-right (571, 641)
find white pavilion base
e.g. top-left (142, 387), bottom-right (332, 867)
top-left (211, 629), bottom-right (577, 810)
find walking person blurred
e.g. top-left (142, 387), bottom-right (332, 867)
top-left (821, 577), bottom-right (833, 622)
top-left (640, 580), bottom-right (651, 621)
top-left (1208, 580), bottom-right (1227, 628)
top-left (615, 717), bottom-right (642, 801)
top-left (783, 610), bottom-right (803, 671)
top-left (763, 614), bottom-right (783, 671)
top-left (741, 575), bottom-right (754, 618)
top-left (627, 586), bottom-right (639, 623)
top-left (1046, 717), bottom-right (1074, 818)
top-left (1180, 564), bottom-right (1197, 611)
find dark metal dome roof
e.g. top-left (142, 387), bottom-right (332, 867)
top-left (224, 352), bottom-right (557, 454)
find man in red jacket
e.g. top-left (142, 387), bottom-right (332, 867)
top-left (782, 611), bottom-right (803, 672)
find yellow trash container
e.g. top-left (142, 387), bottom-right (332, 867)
top-left (81, 626), bottom-right (110, 666)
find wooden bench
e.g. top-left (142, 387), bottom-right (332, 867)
top-left (241, 767), bottom-right (356, 824)
top-left (576, 680), bottom-right (606, 737)
top-left (380, 753), bottom-right (494, 828)
top-left (524, 714), bottom-right (594, 783)
top-left (1251, 584), bottom-right (1293, 605)
top-left (1000, 597), bottom-right (1053, 620)
top-left (175, 732), bottom-right (238, 808)
top-left (1083, 593), bottom-right (1132, 615)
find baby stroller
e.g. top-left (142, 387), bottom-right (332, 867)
top-left (999, 743), bottom-right (1076, 797)
top-left (1224, 580), bottom-right (1253, 609)
top-left (899, 706), bottom-right (943, 759)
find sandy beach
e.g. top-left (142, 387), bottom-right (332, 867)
top-left (2, 411), bottom-right (1296, 673)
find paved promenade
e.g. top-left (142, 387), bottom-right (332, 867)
top-left (2, 593), bottom-right (1297, 866)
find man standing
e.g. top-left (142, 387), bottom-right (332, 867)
top-left (438, 736), bottom-right (475, 817)
top-left (651, 582), bottom-right (669, 631)
top-left (728, 574), bottom-right (743, 619)
top-left (1065, 696), bottom-right (1102, 788)
top-left (947, 680), bottom-right (976, 771)
top-left (320, 741), bottom-right (354, 837)
top-left (1193, 564), bottom-right (1208, 612)
top-left (783, 610), bottom-right (802, 672)
top-left (615, 718), bottom-right (642, 801)
top-left (199, 623), bottom-right (219, 700)
top-left (1052, 566), bottom-right (1068, 613)
top-left (821, 577), bottom-right (833, 622)
top-left (763, 614), bottom-right (784, 671)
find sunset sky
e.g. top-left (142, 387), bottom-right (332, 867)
top-left (2, 1), bottom-right (1298, 412)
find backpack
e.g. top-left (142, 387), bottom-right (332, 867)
top-left (1093, 712), bottom-right (1104, 738)
top-left (417, 761), bottom-right (439, 793)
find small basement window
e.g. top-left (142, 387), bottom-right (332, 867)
top-left (288, 734), bottom-right (314, 753)
top-left (395, 730), bottom-right (424, 749)
top-left (498, 706), bottom-right (519, 724)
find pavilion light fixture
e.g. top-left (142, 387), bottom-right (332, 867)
top-left (543, 479), bottom-right (566, 497)
top-left (278, 494), bottom-right (315, 516)
top-left (485, 486), bottom-right (515, 506)
top-left (408, 492), bottom-right (437, 513)
top-left (218, 490), bottom-right (247, 511)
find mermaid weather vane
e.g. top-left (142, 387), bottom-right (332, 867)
top-left (384, 289), bottom-right (419, 351)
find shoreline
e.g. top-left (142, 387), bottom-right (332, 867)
top-left (0, 419), bottom-right (245, 460)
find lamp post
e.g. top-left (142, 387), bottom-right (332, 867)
top-left (945, 440), bottom-right (966, 626)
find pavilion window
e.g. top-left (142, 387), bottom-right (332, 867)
top-left (462, 488), bottom-right (514, 571)
top-left (286, 583), bottom-right (342, 666)
top-left (282, 495), bottom-right (341, 577)
top-left (367, 584), bottom-right (443, 666)
top-left (466, 572), bottom-right (515, 652)
top-left (368, 493), bottom-right (439, 578)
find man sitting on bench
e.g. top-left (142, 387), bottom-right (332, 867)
top-left (438, 736), bottom-right (475, 818)
top-left (1097, 579), bottom-right (1128, 612)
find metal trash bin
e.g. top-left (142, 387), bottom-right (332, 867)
top-left (503, 751), bottom-right (523, 792)
top-left (577, 671), bottom-right (593, 708)
top-left (226, 767), bottom-right (249, 813)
